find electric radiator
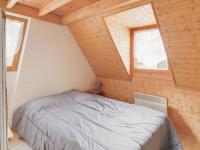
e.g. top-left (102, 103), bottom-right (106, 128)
top-left (134, 92), bottom-right (168, 114)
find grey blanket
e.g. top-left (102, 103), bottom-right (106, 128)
top-left (12, 90), bottom-right (182, 150)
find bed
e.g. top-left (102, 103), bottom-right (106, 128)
top-left (12, 90), bottom-right (183, 150)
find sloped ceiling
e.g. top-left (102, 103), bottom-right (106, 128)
top-left (17, 0), bottom-right (99, 16)
top-left (68, 16), bottom-right (130, 80)
top-left (68, 0), bottom-right (200, 90)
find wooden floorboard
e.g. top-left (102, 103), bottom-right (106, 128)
top-left (180, 134), bottom-right (200, 150)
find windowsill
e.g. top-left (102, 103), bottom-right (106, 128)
top-left (7, 67), bottom-right (17, 72)
top-left (134, 68), bottom-right (169, 73)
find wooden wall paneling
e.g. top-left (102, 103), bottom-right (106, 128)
top-left (153, 0), bottom-right (200, 90)
top-left (151, 2), bottom-right (177, 86)
top-left (97, 73), bottom-right (200, 142)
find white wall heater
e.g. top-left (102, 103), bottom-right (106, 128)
top-left (134, 92), bottom-right (168, 114)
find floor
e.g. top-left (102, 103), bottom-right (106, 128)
top-left (8, 133), bottom-right (32, 150)
top-left (180, 134), bottom-right (200, 150)
top-left (9, 132), bottom-right (200, 150)
top-left (9, 142), bottom-right (32, 150)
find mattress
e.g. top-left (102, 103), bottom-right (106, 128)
top-left (12, 90), bottom-right (182, 150)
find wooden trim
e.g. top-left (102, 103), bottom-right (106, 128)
top-left (6, 15), bottom-right (27, 72)
top-left (5, 14), bottom-right (27, 22)
top-left (130, 25), bottom-right (159, 74)
top-left (39, 0), bottom-right (72, 16)
top-left (130, 23), bottom-right (170, 72)
top-left (0, 0), bottom-right (61, 25)
top-left (130, 28), bottom-right (134, 79)
top-left (151, 2), bottom-right (177, 86)
top-left (7, 0), bottom-right (18, 8)
top-left (131, 24), bottom-right (158, 31)
top-left (134, 68), bottom-right (169, 73)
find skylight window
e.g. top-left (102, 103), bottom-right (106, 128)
top-left (133, 28), bottom-right (168, 70)
top-left (6, 16), bottom-right (27, 72)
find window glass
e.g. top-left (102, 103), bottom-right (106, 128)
top-left (6, 18), bottom-right (24, 67)
top-left (134, 28), bottom-right (168, 70)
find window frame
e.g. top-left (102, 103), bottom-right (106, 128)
top-left (6, 15), bottom-right (27, 72)
top-left (130, 24), bottom-right (169, 73)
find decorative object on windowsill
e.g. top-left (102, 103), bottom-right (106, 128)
top-left (95, 81), bottom-right (102, 90)
top-left (87, 81), bottom-right (103, 96)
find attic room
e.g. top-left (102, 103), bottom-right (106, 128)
top-left (0, 0), bottom-right (199, 150)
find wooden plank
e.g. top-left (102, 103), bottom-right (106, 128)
top-left (0, 0), bottom-right (61, 25)
top-left (62, 0), bottom-right (142, 24)
top-left (7, 0), bottom-right (18, 8)
top-left (39, 0), bottom-right (72, 16)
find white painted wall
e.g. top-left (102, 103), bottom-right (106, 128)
top-left (6, 72), bottom-right (16, 103)
top-left (8, 18), bottom-right (96, 123)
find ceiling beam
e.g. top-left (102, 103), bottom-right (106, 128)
top-left (62, 0), bottom-right (144, 25)
top-left (0, 0), bottom-right (61, 25)
top-left (39, 0), bottom-right (72, 16)
top-left (7, 0), bottom-right (18, 8)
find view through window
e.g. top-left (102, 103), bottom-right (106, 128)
top-left (133, 28), bottom-right (168, 70)
top-left (6, 16), bottom-right (27, 71)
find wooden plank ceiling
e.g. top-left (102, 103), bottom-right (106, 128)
top-left (105, 4), bottom-right (156, 28)
top-left (16, 0), bottom-right (99, 16)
